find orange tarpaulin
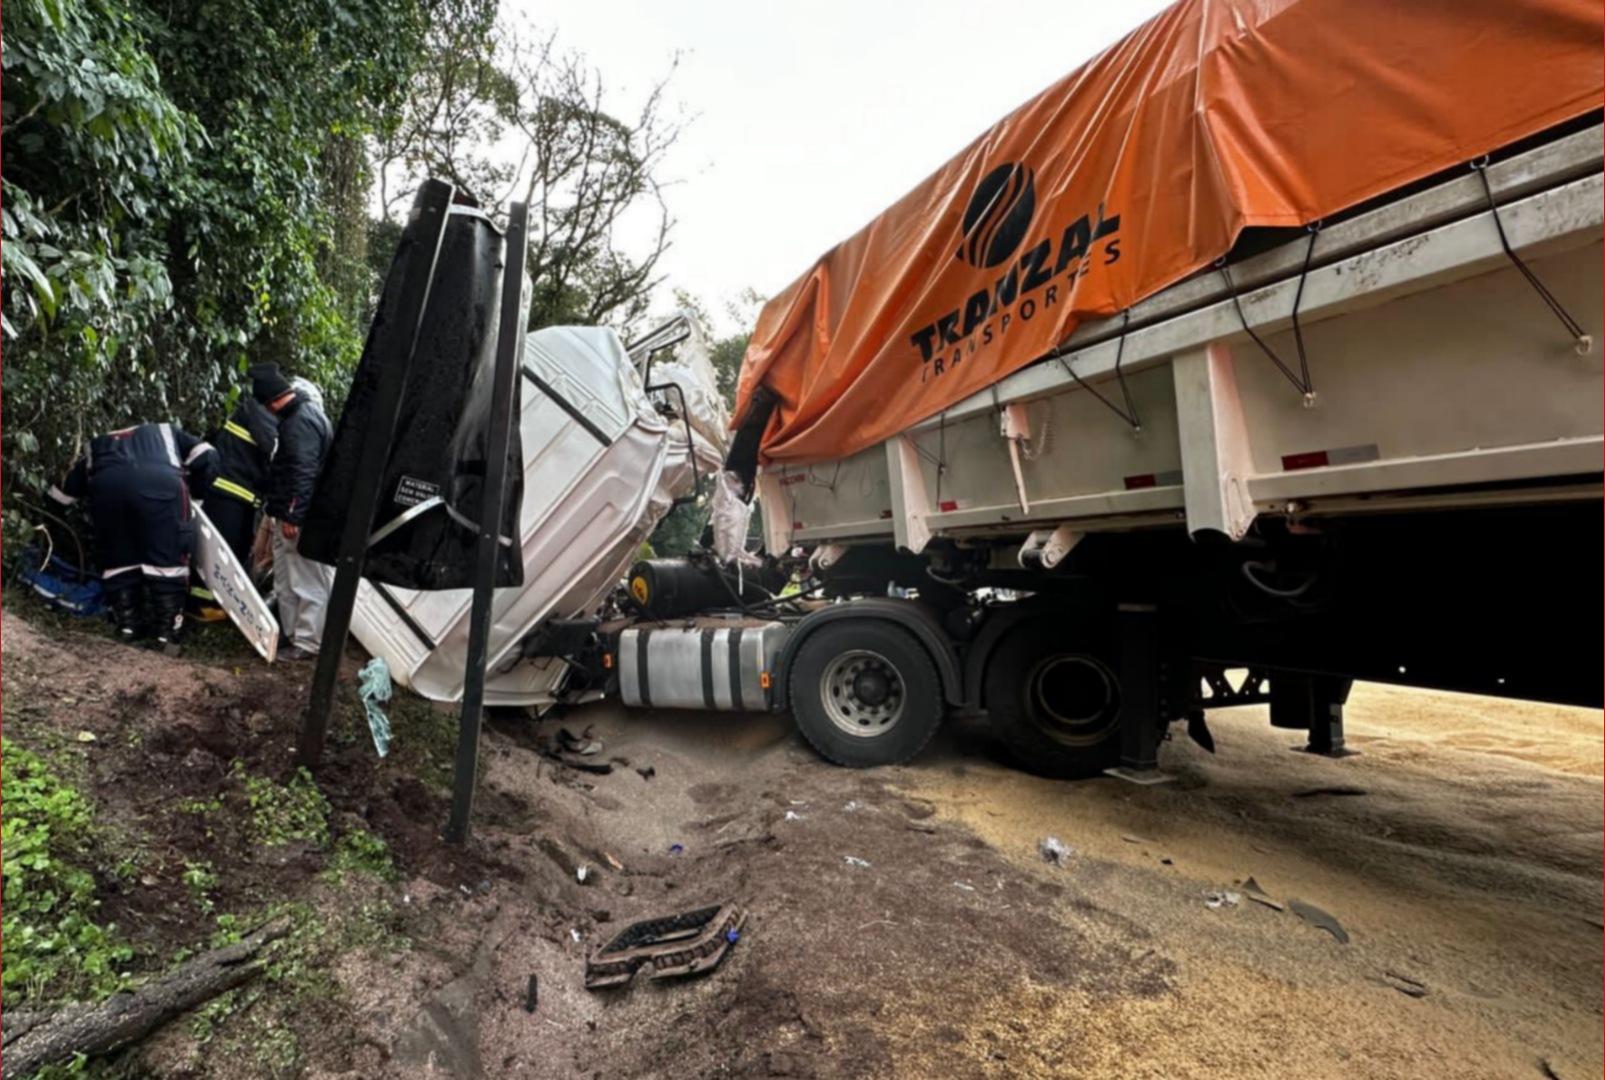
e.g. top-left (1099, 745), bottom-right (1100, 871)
top-left (734, 0), bottom-right (1602, 465)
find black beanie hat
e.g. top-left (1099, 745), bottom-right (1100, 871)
top-left (249, 363), bottom-right (292, 404)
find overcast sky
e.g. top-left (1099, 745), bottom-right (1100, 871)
top-left (507, 0), bottom-right (1172, 333)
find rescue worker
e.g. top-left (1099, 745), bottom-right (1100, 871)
top-left (251, 364), bottom-right (334, 660)
top-left (49, 422), bottom-right (219, 647)
top-left (189, 391), bottom-right (278, 618)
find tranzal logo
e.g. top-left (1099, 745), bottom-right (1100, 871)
top-left (911, 160), bottom-right (1122, 381)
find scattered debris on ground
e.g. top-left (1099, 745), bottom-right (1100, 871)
top-left (1038, 836), bottom-right (1073, 864)
top-left (583, 904), bottom-right (746, 990)
top-left (1241, 876), bottom-right (1287, 912)
top-left (1288, 898), bottom-right (1351, 944)
top-left (1381, 970), bottom-right (1430, 998)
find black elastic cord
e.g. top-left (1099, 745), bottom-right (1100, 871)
top-left (1470, 157), bottom-right (1592, 354)
top-left (1057, 310), bottom-right (1141, 431)
top-left (1289, 222), bottom-right (1321, 397)
top-left (1215, 222), bottom-right (1321, 403)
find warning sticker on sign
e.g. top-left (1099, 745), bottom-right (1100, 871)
top-left (395, 475), bottom-right (442, 508)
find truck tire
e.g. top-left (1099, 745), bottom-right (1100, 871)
top-left (984, 620), bottom-right (1123, 778)
top-left (789, 621), bottom-right (945, 767)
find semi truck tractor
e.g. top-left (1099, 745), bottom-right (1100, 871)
top-left (357, 0), bottom-right (1604, 779)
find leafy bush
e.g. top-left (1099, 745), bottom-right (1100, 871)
top-left (1, 740), bottom-right (132, 1006)
top-left (1, 0), bottom-right (437, 539)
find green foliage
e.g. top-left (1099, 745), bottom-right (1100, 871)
top-left (1, 0), bottom-right (444, 529)
top-left (232, 764), bottom-right (331, 848)
top-left (326, 828), bottom-right (397, 882)
top-left (1, 740), bottom-right (132, 1006)
top-left (182, 859), bottom-right (219, 913)
top-left (384, 690), bottom-right (461, 791)
top-left (649, 496), bottom-right (710, 557)
top-left (709, 332), bottom-right (751, 409)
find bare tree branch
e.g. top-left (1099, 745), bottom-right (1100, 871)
top-left (370, 20), bottom-right (683, 336)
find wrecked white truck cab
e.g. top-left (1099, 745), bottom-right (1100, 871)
top-left (348, 318), bottom-right (726, 707)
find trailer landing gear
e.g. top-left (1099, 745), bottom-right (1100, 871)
top-left (1272, 673), bottom-right (1357, 758)
top-left (1104, 604), bottom-right (1177, 786)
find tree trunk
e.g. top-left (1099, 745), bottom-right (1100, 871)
top-left (2, 918), bottom-right (291, 1080)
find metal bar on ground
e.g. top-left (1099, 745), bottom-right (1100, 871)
top-left (297, 179), bottom-right (455, 769)
top-left (445, 200), bottom-right (529, 846)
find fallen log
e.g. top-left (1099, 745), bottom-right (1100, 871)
top-left (2, 917), bottom-right (291, 1080)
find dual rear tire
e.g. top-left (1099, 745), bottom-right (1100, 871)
top-left (787, 615), bottom-right (1127, 778)
top-left (984, 619), bottom-right (1125, 778)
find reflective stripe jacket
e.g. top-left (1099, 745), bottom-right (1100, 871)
top-left (53, 422), bottom-right (220, 505)
top-left (209, 398), bottom-right (278, 506)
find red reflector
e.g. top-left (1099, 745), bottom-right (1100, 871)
top-left (792, 521), bottom-right (804, 530)
top-left (938, 500), bottom-right (958, 512)
top-left (1123, 473), bottom-right (1157, 490)
top-left (878, 509), bottom-right (893, 519)
top-left (1282, 450), bottom-right (1330, 471)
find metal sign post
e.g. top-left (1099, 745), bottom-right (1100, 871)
top-left (297, 180), bottom-right (455, 770)
top-left (444, 201), bottom-right (529, 846)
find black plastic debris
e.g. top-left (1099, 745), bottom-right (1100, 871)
top-left (584, 904), bottom-right (746, 990)
top-left (1381, 970), bottom-right (1427, 998)
top-left (558, 727), bottom-right (603, 756)
top-left (1288, 898), bottom-right (1350, 943)
top-left (524, 974), bottom-right (539, 1013)
top-left (1241, 876), bottom-right (1286, 912)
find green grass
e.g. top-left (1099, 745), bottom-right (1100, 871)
top-left (233, 763), bottom-right (330, 848)
top-left (1, 741), bottom-right (133, 1007)
top-left (326, 828), bottom-right (397, 882)
top-left (182, 860), bottom-right (219, 914)
top-left (384, 691), bottom-right (461, 791)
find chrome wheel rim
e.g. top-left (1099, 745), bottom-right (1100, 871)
top-left (821, 649), bottom-right (905, 737)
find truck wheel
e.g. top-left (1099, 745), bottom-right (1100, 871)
top-left (789, 621), bottom-right (944, 767)
top-left (985, 621), bottom-right (1123, 778)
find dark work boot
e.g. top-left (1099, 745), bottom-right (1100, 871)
top-left (147, 590), bottom-right (187, 653)
top-left (107, 585), bottom-right (145, 643)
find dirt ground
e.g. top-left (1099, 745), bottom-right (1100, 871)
top-left (2, 605), bottom-right (1600, 1079)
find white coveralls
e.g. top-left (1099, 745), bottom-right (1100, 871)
top-left (271, 527), bottom-right (335, 653)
